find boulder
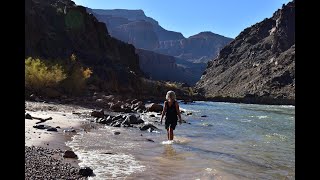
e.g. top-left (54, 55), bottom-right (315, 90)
top-left (133, 101), bottom-right (145, 110)
top-left (91, 110), bottom-right (104, 118)
top-left (110, 102), bottom-right (123, 112)
top-left (25, 113), bottom-right (32, 119)
top-left (47, 127), bottom-right (58, 132)
top-left (114, 131), bottom-right (121, 135)
top-left (139, 124), bottom-right (158, 131)
top-left (125, 115), bottom-right (144, 124)
top-left (146, 103), bottom-right (163, 112)
top-left (63, 150), bottom-right (78, 159)
top-left (79, 167), bottom-right (93, 176)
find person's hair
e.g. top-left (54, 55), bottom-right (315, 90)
top-left (166, 90), bottom-right (176, 101)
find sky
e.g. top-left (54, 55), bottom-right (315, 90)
top-left (73, 0), bottom-right (291, 38)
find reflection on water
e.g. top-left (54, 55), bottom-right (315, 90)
top-left (163, 145), bottom-right (177, 158)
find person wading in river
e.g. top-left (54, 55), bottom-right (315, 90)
top-left (160, 91), bottom-right (182, 140)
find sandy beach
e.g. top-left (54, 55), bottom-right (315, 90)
top-left (25, 101), bottom-right (93, 150)
top-left (25, 101), bottom-right (101, 179)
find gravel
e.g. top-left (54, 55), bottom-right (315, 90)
top-left (25, 146), bottom-right (87, 180)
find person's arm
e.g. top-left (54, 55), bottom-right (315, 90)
top-left (160, 101), bottom-right (167, 124)
top-left (175, 102), bottom-right (182, 124)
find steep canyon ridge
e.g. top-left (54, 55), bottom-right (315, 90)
top-left (196, 1), bottom-right (295, 105)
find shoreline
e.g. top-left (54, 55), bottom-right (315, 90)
top-left (25, 101), bottom-right (101, 169)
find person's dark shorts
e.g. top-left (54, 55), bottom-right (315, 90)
top-left (165, 119), bottom-right (177, 130)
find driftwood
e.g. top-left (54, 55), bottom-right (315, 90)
top-left (34, 117), bottom-right (53, 124)
top-left (25, 113), bottom-right (53, 124)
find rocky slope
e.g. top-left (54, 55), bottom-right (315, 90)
top-left (195, 1), bottom-right (295, 105)
top-left (25, 0), bottom-right (144, 94)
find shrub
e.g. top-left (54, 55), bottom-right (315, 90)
top-left (25, 54), bottom-right (93, 96)
top-left (60, 54), bottom-right (93, 95)
top-left (25, 57), bottom-right (66, 91)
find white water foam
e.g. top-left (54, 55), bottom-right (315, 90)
top-left (161, 137), bottom-right (191, 145)
top-left (66, 129), bottom-right (146, 179)
top-left (240, 119), bottom-right (252, 123)
top-left (75, 149), bottom-right (145, 179)
top-left (258, 116), bottom-right (268, 119)
top-left (161, 140), bottom-right (174, 145)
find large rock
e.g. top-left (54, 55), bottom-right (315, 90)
top-left (146, 103), bottom-right (163, 112)
top-left (124, 115), bottom-right (144, 124)
top-left (195, 1), bottom-right (295, 105)
top-left (132, 101), bottom-right (146, 111)
top-left (47, 127), bottom-right (58, 132)
top-left (79, 167), bottom-right (93, 176)
top-left (63, 150), bottom-right (78, 159)
top-left (91, 110), bottom-right (104, 118)
top-left (139, 124), bottom-right (158, 131)
top-left (25, 113), bottom-right (32, 119)
top-left (110, 102), bottom-right (123, 112)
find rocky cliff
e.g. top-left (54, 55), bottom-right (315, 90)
top-left (88, 8), bottom-right (185, 45)
top-left (156, 31), bottom-right (233, 63)
top-left (25, 0), bottom-right (144, 93)
top-left (195, 1), bottom-right (295, 105)
top-left (88, 8), bottom-right (232, 84)
top-left (90, 8), bottom-right (232, 63)
top-left (112, 20), bottom-right (159, 50)
top-left (136, 49), bottom-right (200, 85)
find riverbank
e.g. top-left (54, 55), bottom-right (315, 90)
top-left (25, 96), bottom-right (160, 179)
top-left (25, 101), bottom-right (104, 179)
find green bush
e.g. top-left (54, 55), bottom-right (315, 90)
top-left (25, 57), bottom-right (66, 91)
top-left (25, 54), bottom-right (93, 96)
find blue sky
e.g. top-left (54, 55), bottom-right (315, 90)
top-left (73, 0), bottom-right (291, 38)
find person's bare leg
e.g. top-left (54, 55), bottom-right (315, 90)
top-left (167, 128), bottom-right (170, 140)
top-left (168, 127), bottom-right (172, 140)
top-left (170, 129), bottom-right (174, 140)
